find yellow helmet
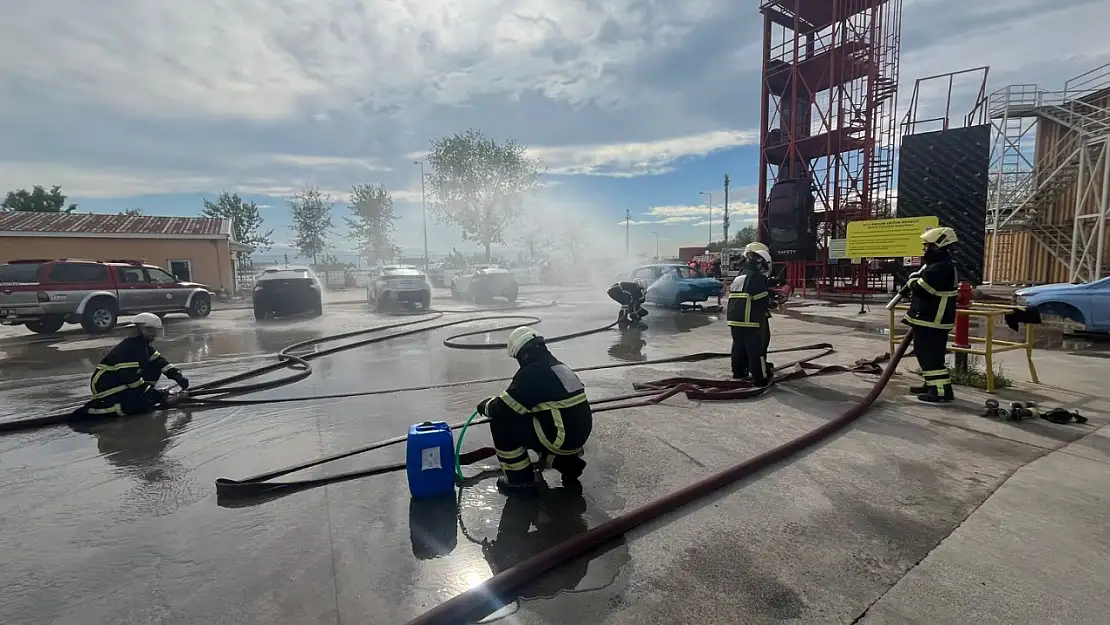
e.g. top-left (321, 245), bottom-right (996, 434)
top-left (744, 242), bottom-right (769, 254)
top-left (921, 227), bottom-right (957, 248)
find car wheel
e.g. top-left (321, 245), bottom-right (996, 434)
top-left (81, 298), bottom-right (119, 333)
top-left (311, 297), bottom-right (324, 317)
top-left (505, 283), bottom-right (519, 303)
top-left (25, 316), bottom-right (65, 334)
top-left (450, 282), bottom-right (460, 299)
top-left (187, 294), bottom-right (212, 318)
top-left (420, 291), bottom-right (432, 310)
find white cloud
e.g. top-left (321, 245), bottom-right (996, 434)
top-left (529, 129), bottom-right (758, 177)
top-left (621, 201), bottom-right (760, 226)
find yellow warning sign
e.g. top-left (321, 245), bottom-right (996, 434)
top-left (845, 216), bottom-right (940, 258)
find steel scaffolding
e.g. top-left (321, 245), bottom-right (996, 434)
top-left (986, 62), bottom-right (1110, 284)
top-left (757, 0), bottom-right (903, 291)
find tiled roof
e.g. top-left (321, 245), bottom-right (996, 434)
top-left (0, 212), bottom-right (228, 237)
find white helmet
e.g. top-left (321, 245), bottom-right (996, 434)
top-left (506, 326), bottom-right (542, 359)
top-left (132, 312), bottom-right (164, 339)
top-left (744, 242), bottom-right (772, 266)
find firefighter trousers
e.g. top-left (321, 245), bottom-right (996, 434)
top-left (730, 325), bottom-right (770, 386)
top-left (490, 412), bottom-right (591, 485)
top-left (912, 325), bottom-right (953, 397)
top-left (83, 369), bottom-right (167, 418)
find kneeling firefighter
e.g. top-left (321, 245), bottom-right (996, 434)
top-left (606, 280), bottom-right (648, 329)
top-left (727, 244), bottom-right (775, 385)
top-left (899, 226), bottom-right (959, 403)
top-left (78, 313), bottom-right (190, 418)
top-left (476, 327), bottom-right (592, 494)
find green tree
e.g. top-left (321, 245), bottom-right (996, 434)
top-left (1, 185), bottom-right (78, 213)
top-left (288, 186), bottom-right (334, 264)
top-left (731, 225), bottom-right (757, 248)
top-left (119, 207), bottom-right (144, 217)
top-left (345, 183), bottom-right (397, 265)
top-left (202, 192), bottom-right (274, 262)
top-left (426, 129), bottom-right (544, 262)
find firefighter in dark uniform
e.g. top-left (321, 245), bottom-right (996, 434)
top-left (78, 312), bottom-right (190, 418)
top-left (477, 327), bottom-right (593, 494)
top-left (606, 280), bottom-right (649, 329)
top-left (727, 244), bottom-right (775, 385)
top-left (900, 226), bottom-right (959, 403)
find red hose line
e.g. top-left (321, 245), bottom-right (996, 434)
top-left (400, 330), bottom-right (914, 625)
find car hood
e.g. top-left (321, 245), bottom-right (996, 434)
top-left (1015, 283), bottom-right (1082, 297)
top-left (180, 281), bottom-right (212, 291)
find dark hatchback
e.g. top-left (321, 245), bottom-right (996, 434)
top-left (252, 267), bottom-right (323, 320)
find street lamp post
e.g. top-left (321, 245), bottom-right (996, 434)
top-left (413, 161), bottom-right (429, 268)
top-left (652, 231), bottom-right (660, 259)
top-left (699, 191), bottom-right (713, 245)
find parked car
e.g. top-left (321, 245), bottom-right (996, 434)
top-left (425, 263), bottom-right (449, 288)
top-left (252, 266), bottom-right (323, 320)
top-left (367, 265), bottom-right (432, 311)
top-left (450, 266), bottom-right (519, 303)
top-left (0, 258), bottom-right (213, 334)
top-left (629, 263), bottom-right (724, 308)
top-left (1015, 276), bottom-right (1110, 332)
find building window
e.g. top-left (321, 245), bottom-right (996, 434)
top-left (168, 260), bottom-right (193, 282)
top-left (48, 262), bottom-right (110, 283)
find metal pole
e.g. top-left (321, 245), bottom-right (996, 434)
top-left (1096, 142), bottom-right (1110, 280)
top-left (699, 191), bottom-right (713, 244)
top-left (654, 232), bottom-right (660, 259)
top-left (414, 161), bottom-right (429, 269)
top-left (722, 174), bottom-right (731, 257)
top-left (1069, 147), bottom-right (1087, 281)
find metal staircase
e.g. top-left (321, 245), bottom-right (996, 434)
top-left (987, 62), bottom-right (1110, 283)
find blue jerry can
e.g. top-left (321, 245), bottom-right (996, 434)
top-left (406, 421), bottom-right (456, 499)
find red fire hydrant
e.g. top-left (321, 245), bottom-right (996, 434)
top-left (953, 282), bottom-right (973, 348)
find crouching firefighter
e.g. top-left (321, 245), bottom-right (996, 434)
top-left (477, 327), bottom-right (592, 494)
top-left (900, 226), bottom-right (959, 403)
top-left (77, 313), bottom-right (190, 418)
top-left (727, 243), bottom-right (775, 385)
top-left (606, 280), bottom-right (648, 330)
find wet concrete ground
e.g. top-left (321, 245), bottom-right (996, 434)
top-left (1, 292), bottom-right (1107, 624)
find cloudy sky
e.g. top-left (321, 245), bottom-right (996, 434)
top-left (1, 0), bottom-right (1108, 260)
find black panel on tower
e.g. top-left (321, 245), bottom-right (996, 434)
top-left (897, 124), bottom-right (991, 285)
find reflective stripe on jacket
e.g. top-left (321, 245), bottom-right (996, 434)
top-left (726, 267), bottom-right (771, 328)
top-left (905, 260), bottom-right (958, 330)
top-left (485, 351), bottom-right (592, 456)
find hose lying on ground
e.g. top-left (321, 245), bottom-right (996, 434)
top-left (398, 330), bottom-right (915, 625)
top-left (213, 344), bottom-right (892, 502)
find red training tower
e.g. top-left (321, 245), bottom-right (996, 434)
top-left (756, 0), bottom-right (903, 292)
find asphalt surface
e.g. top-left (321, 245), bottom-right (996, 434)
top-left (1, 291), bottom-right (1105, 624)
top-left (0, 293), bottom-right (718, 625)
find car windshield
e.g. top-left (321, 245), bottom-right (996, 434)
top-left (260, 269), bottom-right (311, 281)
top-left (384, 267), bottom-right (423, 276)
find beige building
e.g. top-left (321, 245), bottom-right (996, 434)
top-left (0, 212), bottom-right (253, 294)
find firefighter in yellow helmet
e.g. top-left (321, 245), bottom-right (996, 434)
top-left (476, 327), bottom-right (593, 494)
top-left (727, 242), bottom-right (776, 385)
top-left (900, 226), bottom-right (959, 403)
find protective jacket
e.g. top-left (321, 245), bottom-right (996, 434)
top-left (86, 336), bottom-right (183, 416)
top-left (904, 258), bottom-right (958, 330)
top-left (484, 349), bottom-right (592, 457)
top-left (727, 266), bottom-right (772, 328)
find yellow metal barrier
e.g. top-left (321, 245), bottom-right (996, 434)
top-left (888, 303), bottom-right (1040, 393)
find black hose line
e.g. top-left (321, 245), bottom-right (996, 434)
top-left (0, 300), bottom-right (658, 434)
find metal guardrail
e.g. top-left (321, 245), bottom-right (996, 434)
top-left (887, 303), bottom-right (1040, 393)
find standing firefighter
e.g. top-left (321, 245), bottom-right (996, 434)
top-left (78, 313), bottom-right (190, 418)
top-left (477, 328), bottom-right (593, 494)
top-left (606, 280), bottom-right (649, 330)
top-left (727, 243), bottom-right (775, 385)
top-left (900, 226), bottom-right (959, 403)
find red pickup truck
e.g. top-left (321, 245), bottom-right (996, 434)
top-left (0, 258), bottom-right (213, 334)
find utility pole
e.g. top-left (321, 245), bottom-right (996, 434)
top-left (414, 160), bottom-right (429, 268)
top-left (722, 174), bottom-right (731, 265)
top-left (625, 209), bottom-right (631, 258)
top-left (653, 231), bottom-right (660, 259)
